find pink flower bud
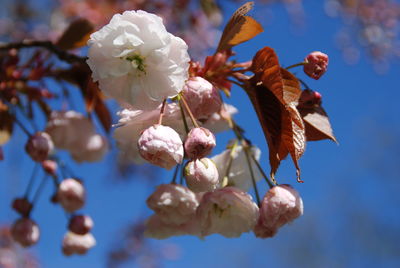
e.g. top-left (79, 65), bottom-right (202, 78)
top-left (57, 178), bottom-right (85, 213)
top-left (42, 160), bottom-right (58, 176)
top-left (62, 232), bottom-right (96, 256)
top-left (197, 187), bottom-right (259, 238)
top-left (303, 51), bottom-right (329, 80)
top-left (182, 77), bottom-right (222, 119)
top-left (298, 89), bottom-right (322, 108)
top-left (184, 158), bottom-right (219, 193)
top-left (68, 215), bottom-right (93, 235)
top-left (11, 218), bottom-right (40, 247)
top-left (146, 184), bottom-right (198, 225)
top-left (144, 214), bottom-right (200, 239)
top-left (70, 134), bottom-right (108, 163)
top-left (254, 185), bottom-right (303, 238)
top-left (138, 125), bottom-right (183, 170)
top-left (25, 132), bottom-right (54, 162)
top-left (12, 198), bottom-right (32, 217)
top-left (184, 127), bottom-right (216, 159)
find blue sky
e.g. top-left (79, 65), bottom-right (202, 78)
top-left (1, 1), bottom-right (400, 267)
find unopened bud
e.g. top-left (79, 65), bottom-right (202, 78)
top-left (138, 124), bottom-right (183, 170)
top-left (68, 215), bottom-right (93, 235)
top-left (303, 51), bottom-right (329, 80)
top-left (42, 160), bottom-right (58, 176)
top-left (62, 232), bottom-right (96, 256)
top-left (25, 132), bottom-right (54, 162)
top-left (11, 218), bottom-right (40, 247)
top-left (184, 127), bottom-right (216, 159)
top-left (57, 178), bottom-right (85, 213)
top-left (184, 158), bottom-right (219, 193)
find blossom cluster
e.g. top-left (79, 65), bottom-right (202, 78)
top-left (84, 9), bottom-right (317, 240)
top-left (4, 1), bottom-right (334, 254)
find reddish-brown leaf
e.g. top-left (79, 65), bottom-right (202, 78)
top-left (298, 105), bottom-right (337, 143)
top-left (251, 47), bottom-right (302, 106)
top-left (56, 18), bottom-right (94, 50)
top-left (217, 2), bottom-right (263, 52)
top-left (248, 46), bottom-right (306, 182)
top-left (245, 84), bottom-right (306, 182)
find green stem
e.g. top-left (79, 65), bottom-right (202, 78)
top-left (286, 61), bottom-right (307, 70)
top-left (170, 164), bottom-right (180, 184)
top-left (178, 100), bottom-right (190, 134)
top-left (242, 141), bottom-right (261, 206)
top-left (24, 163), bottom-right (39, 199)
top-left (180, 95), bottom-right (199, 128)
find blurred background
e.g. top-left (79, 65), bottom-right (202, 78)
top-left (1, 0), bottom-right (400, 267)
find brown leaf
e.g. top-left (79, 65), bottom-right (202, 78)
top-left (248, 46), bottom-right (306, 182)
top-left (298, 105), bottom-right (337, 143)
top-left (56, 18), bottom-right (94, 50)
top-left (217, 2), bottom-right (263, 52)
top-left (245, 84), bottom-right (306, 183)
top-left (251, 47), bottom-right (302, 105)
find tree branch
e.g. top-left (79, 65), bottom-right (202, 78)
top-left (0, 40), bottom-right (87, 64)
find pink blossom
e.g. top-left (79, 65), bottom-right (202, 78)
top-left (184, 158), bottom-right (219, 193)
top-left (62, 232), bottom-right (96, 256)
top-left (25, 132), bottom-right (54, 162)
top-left (138, 124), bottom-right (183, 170)
top-left (212, 145), bottom-right (262, 191)
top-left (70, 134), bottom-right (108, 163)
top-left (45, 111), bottom-right (108, 162)
top-left (68, 215), bottom-right (93, 235)
top-left (197, 187), bottom-right (259, 238)
top-left (57, 178), bottom-right (86, 213)
top-left (144, 214), bottom-right (200, 239)
top-left (182, 76), bottom-right (221, 119)
top-left (45, 111), bottom-right (93, 150)
top-left (146, 184), bottom-right (198, 225)
top-left (201, 103), bottom-right (238, 133)
top-left (303, 51), bottom-right (329, 80)
top-left (184, 127), bottom-right (216, 159)
top-left (11, 218), bottom-right (40, 247)
top-left (114, 103), bottom-right (192, 164)
top-left (254, 185), bottom-right (303, 238)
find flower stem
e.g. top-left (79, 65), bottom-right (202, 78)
top-left (299, 78), bottom-right (311, 90)
top-left (180, 95), bottom-right (199, 128)
top-left (170, 164), bottom-right (180, 184)
top-left (32, 174), bottom-right (48, 206)
top-left (249, 152), bottom-right (275, 188)
top-left (158, 99), bottom-right (167, 125)
top-left (286, 61), bottom-right (307, 70)
top-left (13, 115), bottom-right (32, 136)
top-left (242, 140), bottom-right (261, 206)
top-left (24, 163), bottom-right (39, 199)
top-left (222, 140), bottom-right (238, 187)
top-left (178, 99), bottom-right (190, 134)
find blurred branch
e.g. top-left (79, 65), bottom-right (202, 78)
top-left (0, 40), bottom-right (87, 64)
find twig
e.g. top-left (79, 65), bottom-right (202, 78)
top-left (180, 95), bottom-right (199, 128)
top-left (158, 99), bottom-right (167, 125)
top-left (0, 40), bottom-right (87, 64)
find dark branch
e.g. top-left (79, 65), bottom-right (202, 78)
top-left (0, 40), bottom-right (87, 64)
